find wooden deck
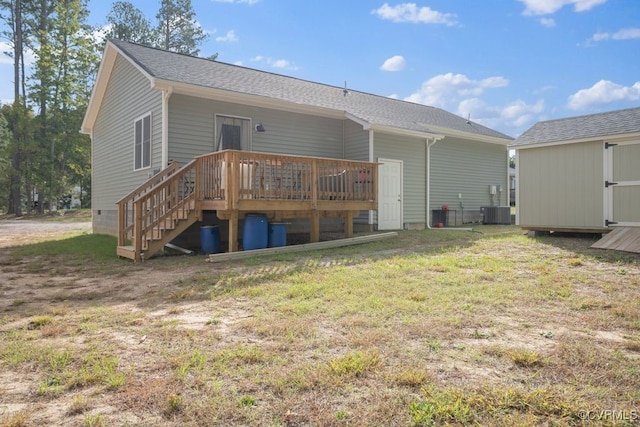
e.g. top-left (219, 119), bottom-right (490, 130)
top-left (591, 227), bottom-right (640, 254)
top-left (117, 150), bottom-right (378, 261)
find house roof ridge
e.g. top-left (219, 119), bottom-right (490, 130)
top-left (107, 38), bottom-right (512, 142)
top-left (512, 105), bottom-right (640, 147)
top-left (532, 105), bottom-right (640, 126)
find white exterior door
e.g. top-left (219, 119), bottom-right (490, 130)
top-left (378, 158), bottom-right (403, 230)
top-left (605, 140), bottom-right (640, 227)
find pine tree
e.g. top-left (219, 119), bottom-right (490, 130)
top-left (105, 1), bottom-right (153, 45)
top-left (155, 0), bottom-right (208, 55)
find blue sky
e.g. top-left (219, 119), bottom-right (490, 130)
top-left (1, 0), bottom-right (639, 137)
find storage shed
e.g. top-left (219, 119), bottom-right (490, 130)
top-left (511, 106), bottom-right (640, 233)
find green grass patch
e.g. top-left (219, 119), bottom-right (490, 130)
top-left (10, 233), bottom-right (118, 263)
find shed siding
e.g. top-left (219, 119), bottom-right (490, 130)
top-left (518, 141), bottom-right (603, 228)
top-left (430, 138), bottom-right (508, 212)
top-left (168, 94), bottom-right (345, 164)
top-left (374, 133), bottom-right (426, 224)
top-left (92, 55), bottom-right (162, 235)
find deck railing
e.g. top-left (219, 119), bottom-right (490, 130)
top-left (117, 150), bottom-right (377, 259)
top-left (197, 150), bottom-right (377, 207)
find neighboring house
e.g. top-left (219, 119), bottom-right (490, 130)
top-left (82, 39), bottom-right (512, 258)
top-left (511, 106), bottom-right (640, 232)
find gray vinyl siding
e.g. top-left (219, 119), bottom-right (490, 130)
top-left (344, 120), bottom-right (372, 224)
top-left (518, 141), bottom-right (603, 228)
top-left (374, 132), bottom-right (427, 224)
top-left (168, 94), bottom-right (345, 163)
top-left (344, 120), bottom-right (370, 161)
top-left (92, 55), bottom-right (162, 234)
top-left (430, 138), bottom-right (508, 211)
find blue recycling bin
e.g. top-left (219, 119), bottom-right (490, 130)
top-left (242, 215), bottom-right (268, 250)
top-left (268, 223), bottom-right (287, 247)
top-left (200, 225), bottom-right (221, 254)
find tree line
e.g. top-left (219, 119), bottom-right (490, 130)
top-left (0, 0), bottom-right (210, 215)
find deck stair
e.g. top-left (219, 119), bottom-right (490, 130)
top-left (117, 160), bottom-right (200, 262)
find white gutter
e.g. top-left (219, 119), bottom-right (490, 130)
top-left (161, 86), bottom-right (173, 168)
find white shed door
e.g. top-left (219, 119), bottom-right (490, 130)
top-left (605, 140), bottom-right (640, 227)
top-left (378, 158), bottom-right (403, 230)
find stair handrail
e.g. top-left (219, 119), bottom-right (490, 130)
top-left (117, 161), bottom-right (179, 246)
top-left (131, 159), bottom-right (198, 259)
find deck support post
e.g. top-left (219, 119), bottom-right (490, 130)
top-left (228, 210), bottom-right (239, 252)
top-left (345, 211), bottom-right (354, 239)
top-left (311, 211), bottom-right (320, 243)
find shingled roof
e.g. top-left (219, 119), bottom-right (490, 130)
top-left (512, 106), bottom-right (640, 147)
top-left (104, 39), bottom-right (511, 142)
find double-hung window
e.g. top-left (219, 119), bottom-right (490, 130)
top-left (134, 114), bottom-right (151, 170)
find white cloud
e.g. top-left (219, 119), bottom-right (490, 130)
top-left (372, 3), bottom-right (458, 26)
top-left (0, 41), bottom-right (36, 65)
top-left (533, 85), bottom-right (557, 94)
top-left (404, 72), bottom-right (508, 107)
top-left (518, 0), bottom-right (606, 15)
top-left (251, 55), bottom-right (298, 71)
top-left (540, 17), bottom-right (556, 27)
top-left (380, 55), bottom-right (406, 72)
top-left (403, 72), bottom-right (545, 133)
top-left (591, 27), bottom-right (640, 42)
top-left (567, 80), bottom-right (640, 110)
top-left (0, 42), bottom-right (13, 65)
top-left (457, 98), bottom-right (545, 130)
top-left (215, 30), bottom-right (238, 42)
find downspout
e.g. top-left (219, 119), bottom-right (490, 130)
top-left (425, 136), bottom-right (474, 231)
top-left (425, 137), bottom-right (438, 229)
top-left (369, 128), bottom-right (374, 228)
top-left (161, 86), bottom-right (173, 168)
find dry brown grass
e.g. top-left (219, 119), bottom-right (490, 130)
top-left (1, 224), bottom-right (639, 426)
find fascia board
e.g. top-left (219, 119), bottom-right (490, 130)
top-left (369, 123), bottom-right (444, 140)
top-left (511, 131), bottom-right (640, 150)
top-left (418, 123), bottom-right (512, 145)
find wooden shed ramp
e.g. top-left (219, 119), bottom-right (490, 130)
top-left (591, 227), bottom-right (640, 254)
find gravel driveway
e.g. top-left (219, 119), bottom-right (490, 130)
top-left (0, 218), bottom-right (92, 248)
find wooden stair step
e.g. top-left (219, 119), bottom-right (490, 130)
top-left (117, 245), bottom-right (138, 260)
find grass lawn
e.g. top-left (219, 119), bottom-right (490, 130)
top-left (0, 224), bottom-right (639, 426)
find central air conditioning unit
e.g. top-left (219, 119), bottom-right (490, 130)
top-left (481, 206), bottom-right (511, 224)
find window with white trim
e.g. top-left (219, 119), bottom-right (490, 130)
top-left (215, 115), bottom-right (251, 151)
top-left (134, 114), bottom-right (151, 170)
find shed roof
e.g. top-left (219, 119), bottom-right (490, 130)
top-left (83, 39), bottom-right (512, 143)
top-left (511, 106), bottom-right (640, 148)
